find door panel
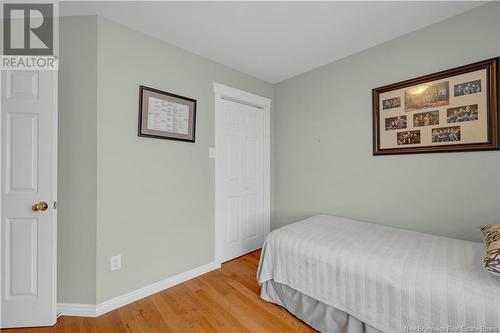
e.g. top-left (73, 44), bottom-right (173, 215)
top-left (6, 71), bottom-right (39, 100)
top-left (1, 70), bottom-right (57, 328)
top-left (225, 136), bottom-right (239, 182)
top-left (7, 113), bottom-right (39, 192)
top-left (226, 197), bottom-right (240, 244)
top-left (245, 138), bottom-right (257, 181)
top-left (245, 196), bottom-right (257, 238)
top-left (6, 218), bottom-right (38, 297)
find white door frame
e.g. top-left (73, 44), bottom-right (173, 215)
top-left (0, 70), bottom-right (58, 328)
top-left (213, 82), bottom-right (271, 264)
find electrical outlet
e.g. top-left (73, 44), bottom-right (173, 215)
top-left (110, 255), bottom-right (121, 271)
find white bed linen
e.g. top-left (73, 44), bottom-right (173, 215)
top-left (257, 215), bottom-right (500, 333)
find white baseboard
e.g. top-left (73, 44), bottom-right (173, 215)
top-left (57, 261), bottom-right (221, 317)
top-left (57, 303), bottom-right (96, 317)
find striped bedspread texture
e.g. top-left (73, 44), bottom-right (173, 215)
top-left (257, 215), bottom-right (500, 333)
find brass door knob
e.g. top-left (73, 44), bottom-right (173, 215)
top-left (32, 201), bottom-right (49, 212)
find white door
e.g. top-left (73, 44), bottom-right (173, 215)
top-left (1, 70), bottom-right (57, 328)
top-left (215, 85), bottom-right (270, 263)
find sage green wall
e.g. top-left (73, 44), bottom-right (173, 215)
top-left (94, 18), bottom-right (273, 303)
top-left (58, 16), bottom-right (98, 304)
top-left (272, 3), bottom-right (500, 242)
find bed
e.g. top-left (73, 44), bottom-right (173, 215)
top-left (257, 215), bottom-right (500, 333)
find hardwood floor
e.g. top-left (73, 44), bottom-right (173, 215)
top-left (3, 250), bottom-right (315, 333)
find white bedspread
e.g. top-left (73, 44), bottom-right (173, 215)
top-left (257, 215), bottom-right (500, 333)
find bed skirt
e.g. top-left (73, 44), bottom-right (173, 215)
top-left (261, 280), bottom-right (383, 333)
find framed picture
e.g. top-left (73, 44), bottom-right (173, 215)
top-left (372, 58), bottom-right (499, 155)
top-left (138, 85), bottom-right (197, 142)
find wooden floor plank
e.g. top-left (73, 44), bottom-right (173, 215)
top-left (2, 250), bottom-right (316, 333)
top-left (180, 281), bottom-right (251, 333)
top-left (225, 279), bottom-right (314, 333)
top-left (94, 311), bottom-right (127, 333)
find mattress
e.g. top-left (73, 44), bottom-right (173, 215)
top-left (257, 215), bottom-right (500, 333)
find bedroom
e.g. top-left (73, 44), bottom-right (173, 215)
top-left (1, 1), bottom-right (499, 332)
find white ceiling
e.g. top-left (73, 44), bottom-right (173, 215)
top-left (61, 1), bottom-right (485, 83)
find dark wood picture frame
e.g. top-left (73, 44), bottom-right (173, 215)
top-left (373, 57), bottom-right (499, 155)
top-left (138, 85), bottom-right (197, 142)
